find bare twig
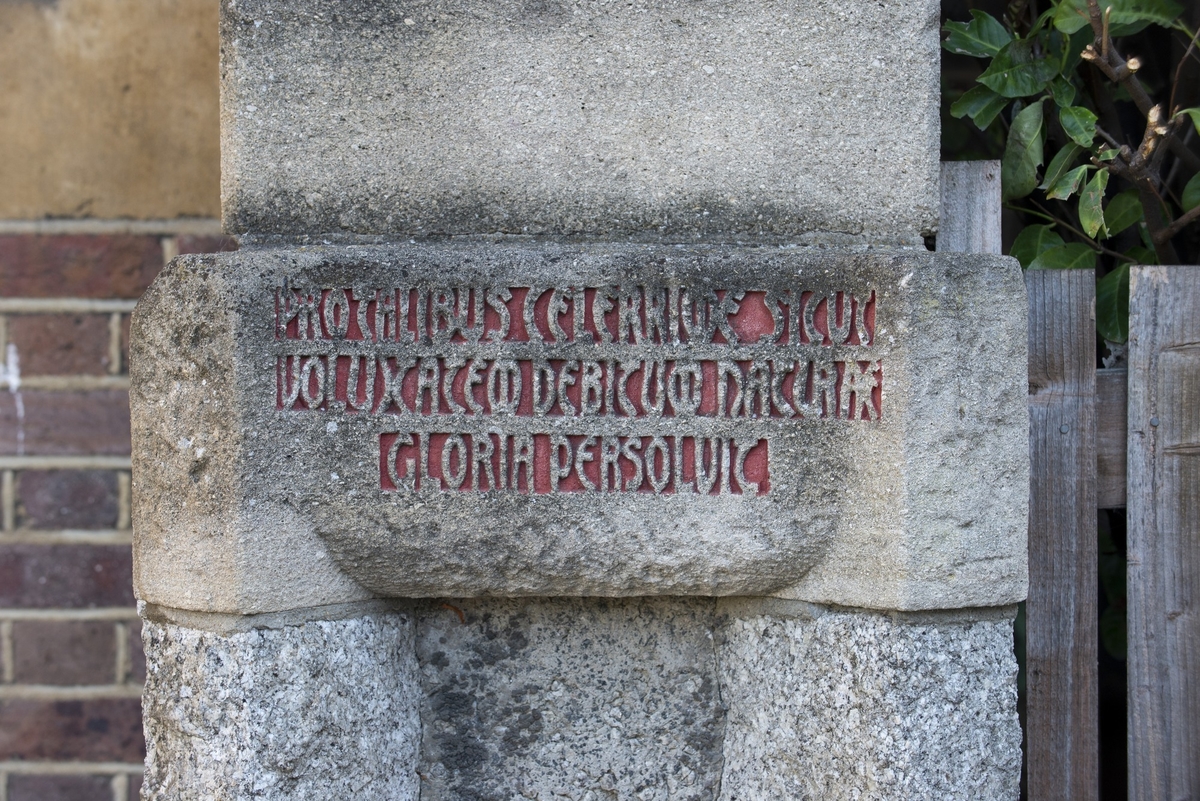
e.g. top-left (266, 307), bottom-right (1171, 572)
top-left (1087, 0), bottom-right (1104, 40)
top-left (1080, 1), bottom-right (1200, 178)
top-left (1094, 125), bottom-right (1122, 149)
top-left (1169, 26), bottom-right (1200, 114)
top-left (1154, 204), bottom-right (1200, 246)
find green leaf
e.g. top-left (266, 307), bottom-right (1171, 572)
top-left (1010, 224), bottom-right (1065, 268)
top-left (950, 85), bottom-right (1010, 130)
top-left (1051, 0), bottom-right (1093, 34)
top-left (1047, 165), bottom-right (1092, 201)
top-left (1126, 245), bottom-right (1157, 264)
top-left (1049, 76), bottom-right (1078, 107)
top-left (978, 39), bottom-right (1060, 98)
top-left (1060, 106), bottom-right (1098, 147)
top-left (943, 11), bottom-right (1013, 57)
top-left (1052, 0), bottom-right (1183, 35)
top-left (1079, 168), bottom-right (1110, 238)
top-left (1097, 263), bottom-right (1130, 343)
top-left (1178, 108), bottom-right (1200, 136)
top-left (1140, 221), bottom-right (1156, 250)
top-left (1040, 143), bottom-right (1083, 189)
top-left (1002, 100), bottom-right (1046, 202)
top-left (1028, 243), bottom-right (1097, 270)
top-left (1104, 190), bottom-right (1143, 237)
top-left (1097, 148), bottom-right (1120, 162)
top-left (1183, 172), bottom-right (1200, 211)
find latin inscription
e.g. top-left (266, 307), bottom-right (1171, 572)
top-left (272, 283), bottom-right (882, 495)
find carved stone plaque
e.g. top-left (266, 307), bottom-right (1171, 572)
top-left (132, 244), bottom-right (1028, 606)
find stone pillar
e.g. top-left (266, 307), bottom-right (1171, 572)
top-left (132, 1), bottom-right (1027, 798)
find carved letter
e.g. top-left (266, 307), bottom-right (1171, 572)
top-left (442, 435), bottom-right (467, 490)
top-left (485, 287), bottom-right (512, 342)
top-left (574, 435), bottom-right (597, 491)
top-left (549, 435), bottom-right (573, 491)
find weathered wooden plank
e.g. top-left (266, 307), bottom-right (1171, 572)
top-left (1025, 269), bottom-right (1098, 801)
top-left (1127, 265), bottom-right (1200, 801)
top-left (939, 160), bottom-right (1002, 254)
top-left (1096, 368), bottom-right (1128, 509)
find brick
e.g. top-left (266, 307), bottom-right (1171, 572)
top-left (17, 471), bottom-right (119, 529)
top-left (174, 234), bottom-right (238, 255)
top-left (0, 235), bottom-right (163, 299)
top-left (120, 314), bottom-right (131, 376)
top-left (7, 314), bottom-right (113, 376)
top-left (11, 620), bottom-right (117, 685)
top-left (7, 773), bottom-right (114, 801)
top-left (0, 390), bottom-right (130, 455)
top-left (0, 544), bottom-right (135, 608)
top-left (0, 698), bottom-right (144, 762)
top-left (127, 618), bottom-right (145, 685)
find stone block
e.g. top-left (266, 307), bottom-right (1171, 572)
top-left (138, 600), bottom-right (1022, 800)
top-left (131, 244), bottom-right (1027, 614)
top-left (715, 600), bottom-right (1022, 798)
top-left (140, 612), bottom-right (420, 801)
top-left (415, 597), bottom-right (725, 799)
top-left (221, 0), bottom-right (940, 245)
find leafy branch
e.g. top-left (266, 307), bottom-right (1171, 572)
top-left (944, 0), bottom-right (1200, 343)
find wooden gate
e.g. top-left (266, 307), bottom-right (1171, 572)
top-left (942, 161), bottom-right (1200, 801)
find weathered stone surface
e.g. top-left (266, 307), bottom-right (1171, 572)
top-left (140, 613), bottom-right (420, 801)
top-left (415, 597), bottom-right (725, 800)
top-left (131, 243), bottom-right (1027, 613)
top-left (136, 599), bottom-right (1021, 799)
top-left (220, 0), bottom-right (939, 245)
top-left (716, 600), bottom-right (1023, 799)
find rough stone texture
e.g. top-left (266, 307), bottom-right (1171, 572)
top-left (140, 613), bottom-right (419, 801)
top-left (131, 244), bottom-right (1027, 613)
top-left (415, 597), bottom-right (725, 800)
top-left (137, 600), bottom-right (1021, 799)
top-left (221, 0), bottom-right (939, 245)
top-left (716, 602), bottom-right (1022, 799)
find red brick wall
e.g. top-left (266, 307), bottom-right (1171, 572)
top-left (0, 229), bottom-right (235, 801)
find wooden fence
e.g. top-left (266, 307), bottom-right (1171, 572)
top-left (942, 162), bottom-right (1199, 801)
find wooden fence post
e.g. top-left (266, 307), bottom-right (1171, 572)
top-left (1025, 269), bottom-right (1099, 801)
top-left (1126, 265), bottom-right (1200, 800)
top-left (939, 161), bottom-right (1002, 254)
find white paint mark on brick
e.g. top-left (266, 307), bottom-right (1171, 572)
top-left (2, 344), bottom-right (24, 456)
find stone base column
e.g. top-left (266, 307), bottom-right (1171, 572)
top-left (139, 598), bottom-right (1020, 800)
top-left (140, 607), bottom-right (420, 801)
top-left (716, 601), bottom-right (1022, 799)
